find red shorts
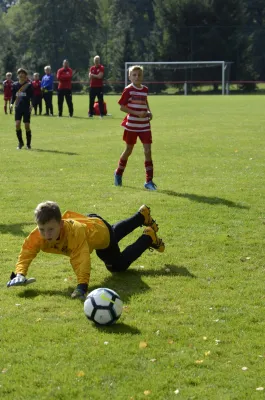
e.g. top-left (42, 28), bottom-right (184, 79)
top-left (4, 96), bottom-right (11, 101)
top-left (123, 129), bottom-right (152, 145)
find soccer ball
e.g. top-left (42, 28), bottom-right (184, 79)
top-left (84, 288), bottom-right (123, 325)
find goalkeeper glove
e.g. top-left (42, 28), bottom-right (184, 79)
top-left (7, 272), bottom-right (36, 288)
top-left (71, 284), bottom-right (88, 301)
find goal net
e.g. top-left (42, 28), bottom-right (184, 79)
top-left (124, 61), bottom-right (232, 95)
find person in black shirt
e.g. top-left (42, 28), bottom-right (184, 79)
top-left (10, 68), bottom-right (34, 150)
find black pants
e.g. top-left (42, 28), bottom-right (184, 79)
top-left (32, 95), bottom-right (42, 114)
top-left (89, 87), bottom-right (104, 116)
top-left (43, 91), bottom-right (53, 115)
top-left (88, 212), bottom-right (152, 272)
top-left (58, 89), bottom-right (73, 116)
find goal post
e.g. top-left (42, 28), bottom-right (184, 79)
top-left (124, 61), bottom-right (231, 95)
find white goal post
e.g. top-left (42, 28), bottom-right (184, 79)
top-left (124, 61), bottom-right (230, 95)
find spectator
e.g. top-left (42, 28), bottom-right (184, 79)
top-left (57, 59), bottom-right (73, 117)
top-left (41, 65), bottom-right (54, 116)
top-left (32, 73), bottom-right (42, 115)
top-left (3, 72), bottom-right (13, 115)
top-left (88, 55), bottom-right (104, 118)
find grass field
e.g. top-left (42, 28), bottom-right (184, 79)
top-left (0, 95), bottom-right (265, 400)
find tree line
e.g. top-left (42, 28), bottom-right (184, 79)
top-left (0, 0), bottom-right (265, 91)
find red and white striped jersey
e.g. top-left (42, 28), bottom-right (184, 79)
top-left (118, 83), bottom-right (151, 132)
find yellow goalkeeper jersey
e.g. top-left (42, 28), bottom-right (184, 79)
top-left (15, 211), bottom-right (110, 284)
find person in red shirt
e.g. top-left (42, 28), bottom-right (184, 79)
top-left (56, 59), bottom-right (73, 117)
top-left (31, 73), bottom-right (42, 115)
top-left (114, 65), bottom-right (157, 191)
top-left (88, 55), bottom-right (104, 117)
top-left (3, 72), bottom-right (13, 114)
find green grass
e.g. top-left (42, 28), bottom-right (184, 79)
top-left (1, 95), bottom-right (265, 400)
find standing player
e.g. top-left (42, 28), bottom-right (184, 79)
top-left (3, 72), bottom-right (13, 114)
top-left (32, 73), bottom-right (42, 115)
top-left (88, 55), bottom-right (104, 118)
top-left (57, 59), bottom-right (73, 117)
top-left (41, 65), bottom-right (54, 116)
top-left (10, 68), bottom-right (34, 150)
top-left (114, 65), bottom-right (157, 190)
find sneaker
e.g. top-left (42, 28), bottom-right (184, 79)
top-left (88, 114), bottom-right (93, 118)
top-left (144, 181), bottom-right (157, 191)
top-left (17, 142), bottom-right (24, 150)
top-left (139, 205), bottom-right (158, 232)
top-left (114, 172), bottom-right (122, 186)
top-left (26, 145), bottom-right (31, 150)
top-left (143, 227), bottom-right (165, 253)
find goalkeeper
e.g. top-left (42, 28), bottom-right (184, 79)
top-left (7, 201), bottom-right (165, 300)
top-left (41, 65), bottom-right (54, 116)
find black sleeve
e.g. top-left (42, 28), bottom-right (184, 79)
top-left (28, 83), bottom-right (34, 100)
top-left (11, 83), bottom-right (17, 104)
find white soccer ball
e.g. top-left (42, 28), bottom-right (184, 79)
top-left (84, 288), bottom-right (123, 325)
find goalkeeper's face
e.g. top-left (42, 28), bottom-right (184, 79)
top-left (37, 219), bottom-right (63, 242)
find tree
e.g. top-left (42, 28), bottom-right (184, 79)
top-left (243, 0), bottom-right (265, 80)
top-left (2, 0), bottom-right (99, 74)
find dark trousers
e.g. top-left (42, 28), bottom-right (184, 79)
top-left (32, 95), bottom-right (42, 114)
top-left (43, 91), bottom-right (53, 115)
top-left (88, 212), bottom-right (152, 272)
top-left (89, 87), bottom-right (104, 116)
top-left (58, 89), bottom-right (73, 116)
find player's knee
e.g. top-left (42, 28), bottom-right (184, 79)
top-left (125, 146), bottom-right (134, 157)
top-left (144, 147), bottom-right (152, 158)
top-left (105, 263), bottom-right (129, 273)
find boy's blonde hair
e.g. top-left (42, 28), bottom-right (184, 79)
top-left (44, 65), bottom-right (51, 72)
top-left (33, 72), bottom-right (39, 78)
top-left (35, 201), bottom-right (62, 224)
top-left (6, 72), bottom-right (12, 77)
top-left (128, 65), bottom-right (143, 76)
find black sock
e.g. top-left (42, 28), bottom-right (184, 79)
top-left (26, 130), bottom-right (32, 147)
top-left (16, 129), bottom-right (23, 144)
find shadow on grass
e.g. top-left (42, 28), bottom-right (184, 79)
top-left (32, 148), bottom-right (78, 156)
top-left (17, 288), bottom-right (73, 299)
top-left (160, 190), bottom-right (250, 209)
top-left (124, 186), bottom-right (249, 209)
top-left (144, 264), bottom-right (196, 278)
top-left (0, 222), bottom-right (33, 237)
top-left (92, 323), bottom-right (141, 335)
top-left (16, 265), bottom-right (195, 302)
top-left (90, 264), bottom-right (196, 303)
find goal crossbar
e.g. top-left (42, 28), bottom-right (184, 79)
top-left (125, 61), bottom-right (229, 95)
